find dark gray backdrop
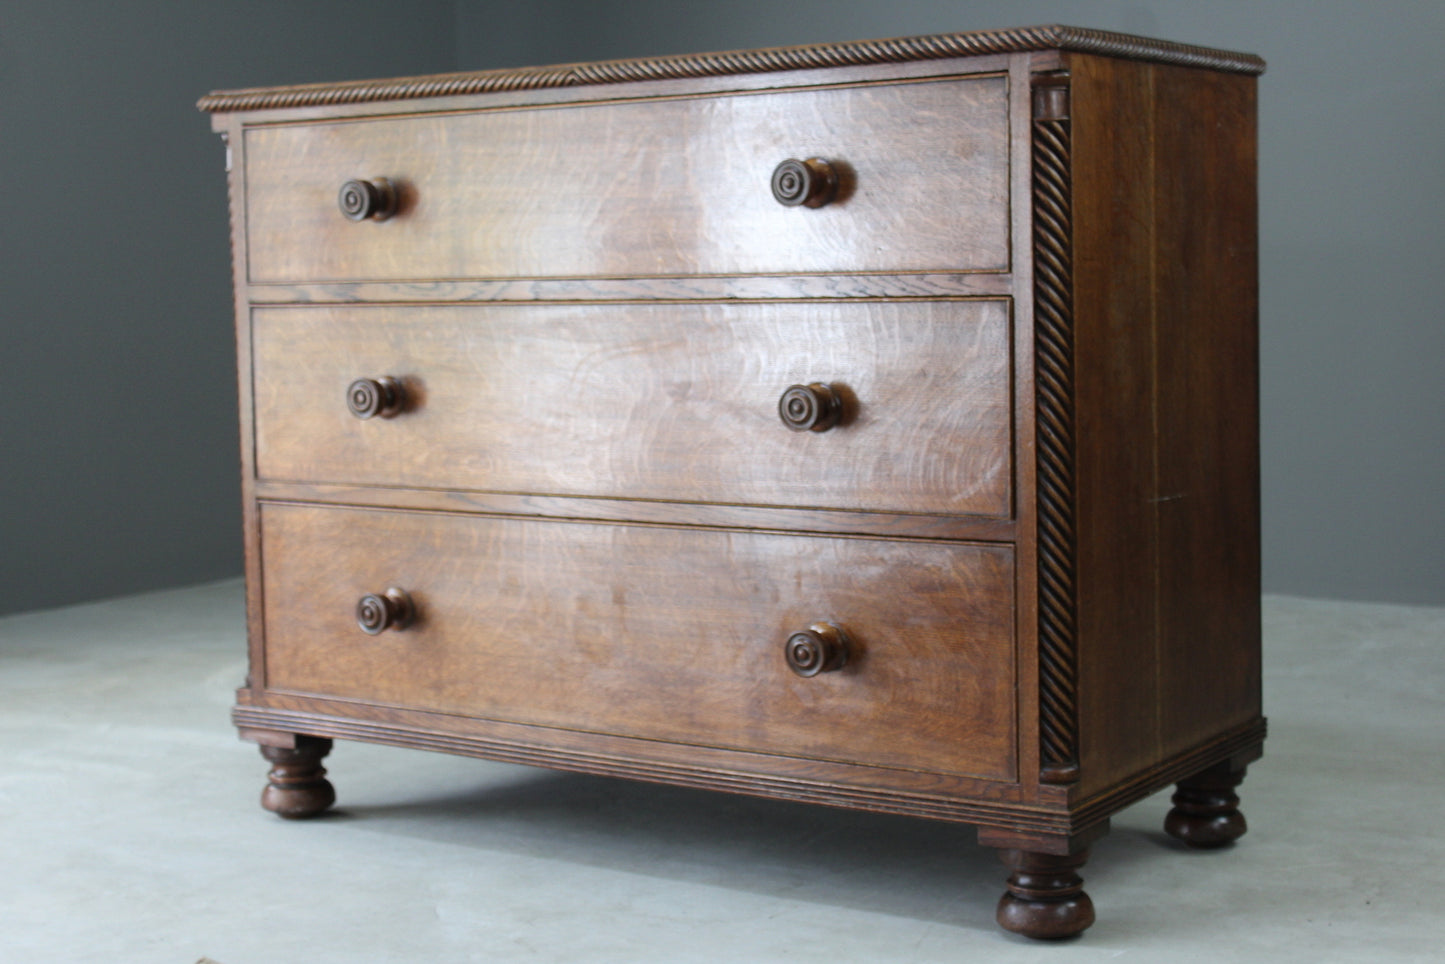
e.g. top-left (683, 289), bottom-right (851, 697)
top-left (3, 0), bottom-right (1440, 615)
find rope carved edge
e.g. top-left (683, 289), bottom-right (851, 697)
top-left (198, 25), bottom-right (1264, 112)
top-left (1032, 74), bottom-right (1080, 785)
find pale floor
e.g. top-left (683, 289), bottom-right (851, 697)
top-left (1, 580), bottom-right (1441, 963)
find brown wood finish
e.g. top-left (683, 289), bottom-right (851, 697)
top-left (203, 31), bottom-right (1265, 940)
top-left (1067, 52), bottom-right (1162, 802)
top-left (1164, 759), bottom-right (1249, 848)
top-left (1149, 64), bottom-right (1262, 760)
top-left (1005, 54), bottom-right (1045, 795)
top-left (995, 848), bottom-right (1095, 940)
top-left (219, 126), bottom-right (269, 694)
top-left (258, 736), bottom-right (335, 819)
top-left (213, 53), bottom-right (1021, 131)
top-left (249, 481), bottom-right (1022, 542)
top-left (1028, 68), bottom-right (1081, 785)
top-left (259, 502), bottom-right (1018, 780)
top-left (197, 25), bottom-right (1263, 114)
top-left (251, 301), bottom-right (1014, 517)
top-left (242, 76), bottom-right (1009, 283)
top-left (1066, 53), bottom-right (1263, 802)
top-left (246, 273), bottom-right (1016, 303)
top-left (233, 696), bottom-right (1261, 832)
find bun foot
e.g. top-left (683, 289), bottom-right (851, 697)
top-left (260, 737), bottom-right (335, 819)
top-left (1165, 762), bottom-right (1247, 849)
top-left (995, 849), bottom-right (1095, 940)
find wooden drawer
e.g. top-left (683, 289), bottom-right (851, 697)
top-left (253, 300), bottom-right (1013, 518)
top-left (260, 503), bottom-right (1017, 780)
top-left (242, 75), bottom-right (1009, 283)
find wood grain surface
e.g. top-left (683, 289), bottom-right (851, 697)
top-left (242, 75), bottom-right (1009, 282)
top-left (198, 25), bottom-right (1262, 114)
top-left (211, 37), bottom-right (1267, 907)
top-left (1067, 54), bottom-right (1262, 799)
top-left (1147, 62), bottom-right (1261, 763)
top-left (251, 300), bottom-right (1014, 517)
top-left (259, 503), bottom-right (1018, 780)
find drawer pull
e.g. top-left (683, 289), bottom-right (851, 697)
top-left (338, 177), bottom-right (398, 222)
top-left (778, 382), bottom-right (841, 432)
top-left (346, 376), bottom-right (405, 419)
top-left (770, 157), bottom-right (838, 208)
top-left (785, 622), bottom-right (850, 677)
top-left (356, 588), bottom-right (415, 635)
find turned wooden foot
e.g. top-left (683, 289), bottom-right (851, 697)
top-left (995, 848), bottom-right (1095, 940)
top-left (1165, 761), bottom-right (1247, 848)
top-left (259, 736), bottom-right (335, 819)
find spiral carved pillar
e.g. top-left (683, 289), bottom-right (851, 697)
top-left (1032, 72), bottom-right (1081, 786)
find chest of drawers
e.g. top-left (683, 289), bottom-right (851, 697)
top-left (201, 25), bottom-right (1265, 939)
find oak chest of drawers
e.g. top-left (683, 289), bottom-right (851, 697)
top-left (201, 26), bottom-right (1266, 939)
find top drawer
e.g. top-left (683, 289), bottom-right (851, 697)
top-left (241, 75), bottom-right (1010, 284)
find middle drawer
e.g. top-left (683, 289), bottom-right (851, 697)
top-left (252, 300), bottom-right (1013, 518)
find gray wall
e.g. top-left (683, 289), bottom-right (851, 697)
top-left (2, 1), bottom-right (1440, 614)
top-left (0, 2), bottom-right (456, 616)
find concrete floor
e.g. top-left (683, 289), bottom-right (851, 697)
top-left (1, 580), bottom-right (1440, 963)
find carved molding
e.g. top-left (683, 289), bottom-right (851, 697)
top-left (1031, 74), bottom-right (1080, 785)
top-left (232, 703), bottom-right (1078, 832)
top-left (198, 25), bottom-right (1264, 113)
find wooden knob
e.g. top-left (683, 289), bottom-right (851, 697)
top-left (785, 622), bottom-right (850, 677)
top-left (338, 177), bottom-right (398, 221)
top-left (770, 158), bottom-right (838, 208)
top-left (356, 588), bottom-right (414, 635)
top-left (346, 376), bottom-right (405, 419)
top-left (778, 383), bottom-right (841, 432)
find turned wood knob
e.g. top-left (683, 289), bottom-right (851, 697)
top-left (338, 177), bottom-right (398, 221)
top-left (356, 588), bottom-right (414, 635)
top-left (785, 622), bottom-right (850, 677)
top-left (346, 376), bottom-right (405, 419)
top-left (770, 157), bottom-right (838, 208)
top-left (778, 383), bottom-right (841, 432)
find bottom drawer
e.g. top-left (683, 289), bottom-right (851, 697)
top-left (259, 503), bottom-right (1017, 781)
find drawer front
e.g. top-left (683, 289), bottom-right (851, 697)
top-left (242, 75), bottom-right (1009, 283)
top-left (253, 300), bottom-right (1013, 518)
top-left (261, 504), bottom-right (1017, 780)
